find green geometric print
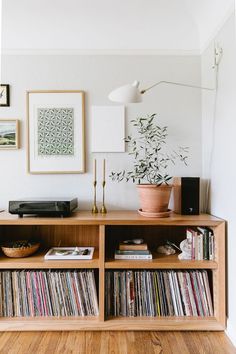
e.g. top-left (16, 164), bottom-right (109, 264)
top-left (37, 108), bottom-right (74, 156)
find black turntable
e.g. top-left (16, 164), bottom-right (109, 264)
top-left (9, 198), bottom-right (78, 217)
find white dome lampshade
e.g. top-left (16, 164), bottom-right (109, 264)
top-left (108, 80), bottom-right (143, 103)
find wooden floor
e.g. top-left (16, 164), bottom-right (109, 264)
top-left (0, 332), bottom-right (235, 354)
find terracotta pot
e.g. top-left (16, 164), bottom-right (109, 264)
top-left (137, 184), bottom-right (172, 213)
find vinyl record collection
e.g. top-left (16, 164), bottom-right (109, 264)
top-left (0, 270), bottom-right (99, 317)
top-left (105, 270), bottom-right (213, 317)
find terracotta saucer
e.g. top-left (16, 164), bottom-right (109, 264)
top-left (138, 209), bottom-right (172, 218)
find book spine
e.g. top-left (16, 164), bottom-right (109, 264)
top-left (194, 232), bottom-right (198, 260)
top-left (192, 232), bottom-right (196, 260)
top-left (115, 250), bottom-right (150, 255)
top-left (187, 228), bottom-right (194, 260)
top-left (209, 232), bottom-right (215, 261)
top-left (114, 254), bottom-right (152, 260)
top-left (198, 227), bottom-right (210, 260)
top-left (119, 244), bottom-right (148, 251)
top-left (197, 234), bottom-right (203, 261)
top-left (203, 230), bottom-right (209, 260)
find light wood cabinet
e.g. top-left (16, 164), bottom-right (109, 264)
top-left (0, 211), bottom-right (225, 331)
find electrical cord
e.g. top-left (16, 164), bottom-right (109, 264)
top-left (204, 45), bottom-right (222, 213)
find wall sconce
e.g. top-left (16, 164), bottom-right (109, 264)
top-left (108, 45), bottom-right (223, 104)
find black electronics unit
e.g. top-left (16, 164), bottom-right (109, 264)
top-left (9, 198), bottom-right (78, 218)
top-left (173, 177), bottom-right (200, 215)
top-left (181, 177), bottom-right (200, 215)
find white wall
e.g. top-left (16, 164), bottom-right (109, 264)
top-left (186, 0), bottom-right (234, 52)
top-left (2, 0), bottom-right (200, 53)
top-left (2, 0), bottom-right (234, 54)
top-left (0, 54), bottom-right (202, 210)
top-left (202, 14), bottom-right (236, 345)
top-left (0, 0), bottom-right (2, 83)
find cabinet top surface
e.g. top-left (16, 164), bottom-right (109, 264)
top-left (0, 211), bottom-right (224, 226)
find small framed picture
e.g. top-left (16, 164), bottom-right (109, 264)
top-left (0, 119), bottom-right (19, 149)
top-left (0, 85), bottom-right (10, 107)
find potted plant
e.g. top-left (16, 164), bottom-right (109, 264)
top-left (110, 114), bottom-right (188, 216)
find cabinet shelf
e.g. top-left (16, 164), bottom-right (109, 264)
top-left (104, 316), bottom-right (224, 331)
top-left (0, 317), bottom-right (100, 331)
top-left (105, 253), bottom-right (218, 269)
top-left (0, 316), bottom-right (224, 332)
top-left (0, 249), bottom-right (100, 269)
top-left (0, 211), bottom-right (225, 331)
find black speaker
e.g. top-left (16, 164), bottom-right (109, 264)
top-left (173, 177), bottom-right (200, 215)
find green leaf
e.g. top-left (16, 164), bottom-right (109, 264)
top-left (109, 113), bottom-right (189, 184)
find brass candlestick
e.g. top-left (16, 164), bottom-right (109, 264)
top-left (92, 180), bottom-right (98, 214)
top-left (100, 180), bottom-right (107, 214)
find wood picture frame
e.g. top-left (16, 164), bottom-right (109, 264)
top-left (27, 90), bottom-right (85, 174)
top-left (0, 85), bottom-right (10, 107)
top-left (0, 119), bottom-right (19, 149)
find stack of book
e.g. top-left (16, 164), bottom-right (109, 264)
top-left (105, 270), bottom-right (213, 317)
top-left (186, 227), bottom-right (215, 260)
top-left (115, 241), bottom-right (152, 260)
top-left (0, 270), bottom-right (99, 317)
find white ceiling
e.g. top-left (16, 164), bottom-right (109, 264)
top-left (2, 0), bottom-right (235, 54)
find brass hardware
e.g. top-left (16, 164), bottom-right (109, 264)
top-left (92, 180), bottom-right (98, 214)
top-left (100, 180), bottom-right (107, 214)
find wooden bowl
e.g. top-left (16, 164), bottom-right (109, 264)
top-left (1, 241), bottom-right (40, 258)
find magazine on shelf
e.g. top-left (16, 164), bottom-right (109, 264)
top-left (44, 247), bottom-right (95, 260)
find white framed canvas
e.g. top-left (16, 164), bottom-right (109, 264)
top-left (91, 105), bottom-right (125, 152)
top-left (27, 90), bottom-right (85, 174)
top-left (0, 119), bottom-right (19, 149)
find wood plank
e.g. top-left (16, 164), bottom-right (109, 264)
top-left (213, 222), bottom-right (226, 328)
top-left (0, 211), bottom-right (224, 226)
top-left (0, 249), bottom-right (99, 269)
top-left (99, 225), bottom-right (105, 321)
top-left (0, 225), bottom-right (99, 248)
top-left (0, 316), bottom-right (225, 331)
top-left (55, 331), bottom-right (86, 353)
top-left (105, 253), bottom-right (218, 269)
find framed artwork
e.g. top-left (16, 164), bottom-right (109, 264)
top-left (0, 85), bottom-right (10, 107)
top-left (27, 90), bottom-right (85, 174)
top-left (91, 105), bottom-right (125, 152)
top-left (0, 119), bottom-right (19, 149)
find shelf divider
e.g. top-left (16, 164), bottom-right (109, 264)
top-left (99, 225), bottom-right (105, 322)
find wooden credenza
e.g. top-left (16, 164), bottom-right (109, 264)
top-left (0, 211), bottom-right (225, 331)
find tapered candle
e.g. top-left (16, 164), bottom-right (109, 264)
top-left (92, 158), bottom-right (98, 213)
top-left (94, 159), bottom-right (97, 181)
top-left (103, 159), bottom-right (106, 181)
top-left (100, 158), bottom-right (107, 214)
